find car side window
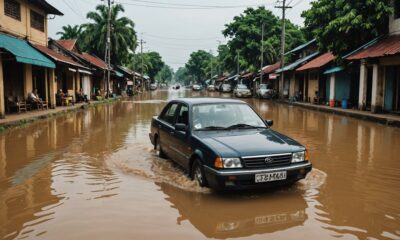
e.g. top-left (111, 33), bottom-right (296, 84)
top-left (176, 104), bottom-right (189, 126)
top-left (160, 103), bottom-right (179, 125)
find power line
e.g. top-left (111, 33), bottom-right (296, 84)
top-left (115, 1), bottom-right (274, 10)
top-left (62, 0), bottom-right (86, 19)
top-left (120, 0), bottom-right (275, 9)
top-left (143, 33), bottom-right (220, 41)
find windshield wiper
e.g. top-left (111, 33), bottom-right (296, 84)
top-left (195, 126), bottom-right (227, 131)
top-left (226, 123), bottom-right (265, 130)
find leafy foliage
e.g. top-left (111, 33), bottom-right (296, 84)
top-left (81, 4), bottom-right (137, 65)
top-left (222, 7), bottom-right (305, 71)
top-left (174, 67), bottom-right (190, 85)
top-left (185, 50), bottom-right (213, 83)
top-left (302, 0), bottom-right (393, 57)
top-left (155, 65), bottom-right (173, 83)
top-left (56, 24), bottom-right (83, 40)
top-left (128, 51), bottom-right (165, 80)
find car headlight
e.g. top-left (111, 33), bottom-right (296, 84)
top-left (292, 151), bottom-right (305, 163)
top-left (214, 157), bottom-right (242, 168)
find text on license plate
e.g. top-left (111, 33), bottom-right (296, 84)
top-left (255, 171), bottom-right (287, 183)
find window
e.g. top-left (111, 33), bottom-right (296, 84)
top-left (395, 0), bottom-right (400, 19)
top-left (159, 103), bottom-right (179, 125)
top-left (30, 10), bottom-right (44, 32)
top-left (176, 105), bottom-right (189, 125)
top-left (4, 0), bottom-right (21, 21)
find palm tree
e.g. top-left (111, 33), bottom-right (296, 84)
top-left (82, 4), bottom-right (137, 65)
top-left (56, 24), bottom-right (83, 40)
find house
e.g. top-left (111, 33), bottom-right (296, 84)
top-left (345, 1), bottom-right (400, 113)
top-left (276, 39), bottom-right (319, 99)
top-left (33, 41), bottom-right (92, 105)
top-left (0, 0), bottom-right (63, 118)
top-left (296, 52), bottom-right (336, 103)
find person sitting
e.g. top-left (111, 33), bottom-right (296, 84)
top-left (76, 88), bottom-right (88, 103)
top-left (28, 89), bottom-right (46, 110)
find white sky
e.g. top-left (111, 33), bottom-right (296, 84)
top-left (47, 0), bottom-right (311, 71)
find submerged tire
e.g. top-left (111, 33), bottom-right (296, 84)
top-left (155, 136), bottom-right (167, 159)
top-left (192, 160), bottom-right (208, 188)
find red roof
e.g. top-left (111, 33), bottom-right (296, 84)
top-left (33, 44), bottom-right (86, 68)
top-left (79, 53), bottom-right (108, 70)
top-left (296, 52), bottom-right (335, 71)
top-left (262, 62), bottom-right (281, 74)
top-left (347, 35), bottom-right (400, 60)
top-left (56, 39), bottom-right (77, 51)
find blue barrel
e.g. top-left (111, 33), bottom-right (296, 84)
top-left (342, 99), bottom-right (348, 109)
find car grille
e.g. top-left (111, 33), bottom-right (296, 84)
top-left (242, 154), bottom-right (292, 169)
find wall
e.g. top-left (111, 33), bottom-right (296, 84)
top-left (335, 71), bottom-right (351, 101)
top-left (389, 0), bottom-right (400, 35)
top-left (0, 0), bottom-right (48, 46)
top-left (307, 70), bottom-right (319, 101)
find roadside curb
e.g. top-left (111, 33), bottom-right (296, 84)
top-left (277, 100), bottom-right (400, 128)
top-left (0, 97), bottom-right (121, 133)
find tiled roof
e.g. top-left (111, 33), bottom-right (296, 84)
top-left (79, 53), bottom-right (108, 70)
top-left (33, 44), bottom-right (86, 68)
top-left (347, 35), bottom-right (400, 60)
top-left (296, 52), bottom-right (335, 71)
top-left (56, 39), bottom-right (77, 51)
top-left (241, 72), bottom-right (254, 78)
top-left (262, 62), bottom-right (281, 74)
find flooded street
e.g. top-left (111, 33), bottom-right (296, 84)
top-left (1, 89), bottom-right (400, 240)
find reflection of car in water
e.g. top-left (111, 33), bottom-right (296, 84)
top-left (158, 182), bottom-right (307, 239)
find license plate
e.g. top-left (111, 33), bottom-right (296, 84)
top-left (255, 171), bottom-right (287, 183)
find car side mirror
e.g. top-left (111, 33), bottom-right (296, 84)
top-left (175, 123), bottom-right (187, 132)
top-left (265, 119), bottom-right (273, 127)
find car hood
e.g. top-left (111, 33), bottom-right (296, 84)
top-left (193, 129), bottom-right (304, 157)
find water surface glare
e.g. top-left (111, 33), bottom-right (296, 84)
top-left (0, 89), bottom-right (399, 240)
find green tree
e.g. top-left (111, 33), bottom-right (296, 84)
top-left (82, 4), bottom-right (137, 65)
top-left (155, 65), bottom-right (173, 84)
top-left (223, 7), bottom-right (304, 71)
top-left (302, 0), bottom-right (393, 57)
top-left (174, 67), bottom-right (190, 85)
top-left (129, 51), bottom-right (165, 81)
top-left (185, 50), bottom-right (213, 83)
top-left (56, 24), bottom-right (83, 40)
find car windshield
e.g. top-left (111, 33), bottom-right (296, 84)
top-left (237, 84), bottom-right (247, 89)
top-left (260, 84), bottom-right (268, 89)
top-left (192, 103), bottom-right (266, 130)
top-left (222, 84), bottom-right (230, 88)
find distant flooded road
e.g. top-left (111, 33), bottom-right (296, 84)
top-left (1, 89), bottom-right (400, 240)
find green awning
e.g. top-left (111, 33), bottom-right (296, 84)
top-left (0, 33), bottom-right (55, 68)
top-left (324, 67), bottom-right (344, 75)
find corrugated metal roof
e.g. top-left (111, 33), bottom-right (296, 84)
top-left (276, 51), bottom-right (320, 73)
top-left (33, 44), bottom-right (87, 69)
top-left (296, 52), bottom-right (335, 71)
top-left (262, 62), bottom-right (281, 74)
top-left (56, 39), bottom-right (77, 51)
top-left (79, 53), bottom-right (108, 70)
top-left (347, 35), bottom-right (400, 60)
top-left (0, 33), bottom-right (55, 68)
top-left (286, 39), bottom-right (316, 55)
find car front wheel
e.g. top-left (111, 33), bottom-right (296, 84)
top-left (192, 160), bottom-right (208, 187)
top-left (155, 136), bottom-right (167, 159)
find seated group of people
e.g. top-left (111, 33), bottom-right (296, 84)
top-left (56, 88), bottom-right (89, 106)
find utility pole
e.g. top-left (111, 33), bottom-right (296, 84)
top-left (236, 50), bottom-right (240, 75)
top-left (105, 0), bottom-right (112, 98)
top-left (210, 50), bottom-right (213, 80)
top-left (275, 0), bottom-right (291, 97)
top-left (217, 40), bottom-right (222, 77)
top-left (260, 23), bottom-right (265, 85)
top-left (139, 33), bottom-right (145, 91)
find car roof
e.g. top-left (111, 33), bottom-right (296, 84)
top-left (172, 97), bottom-right (245, 105)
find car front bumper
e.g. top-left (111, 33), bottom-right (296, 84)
top-left (203, 162), bottom-right (312, 190)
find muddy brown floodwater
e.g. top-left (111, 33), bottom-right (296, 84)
top-left (1, 89), bottom-right (400, 240)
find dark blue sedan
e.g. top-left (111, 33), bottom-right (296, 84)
top-left (149, 98), bottom-right (312, 190)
